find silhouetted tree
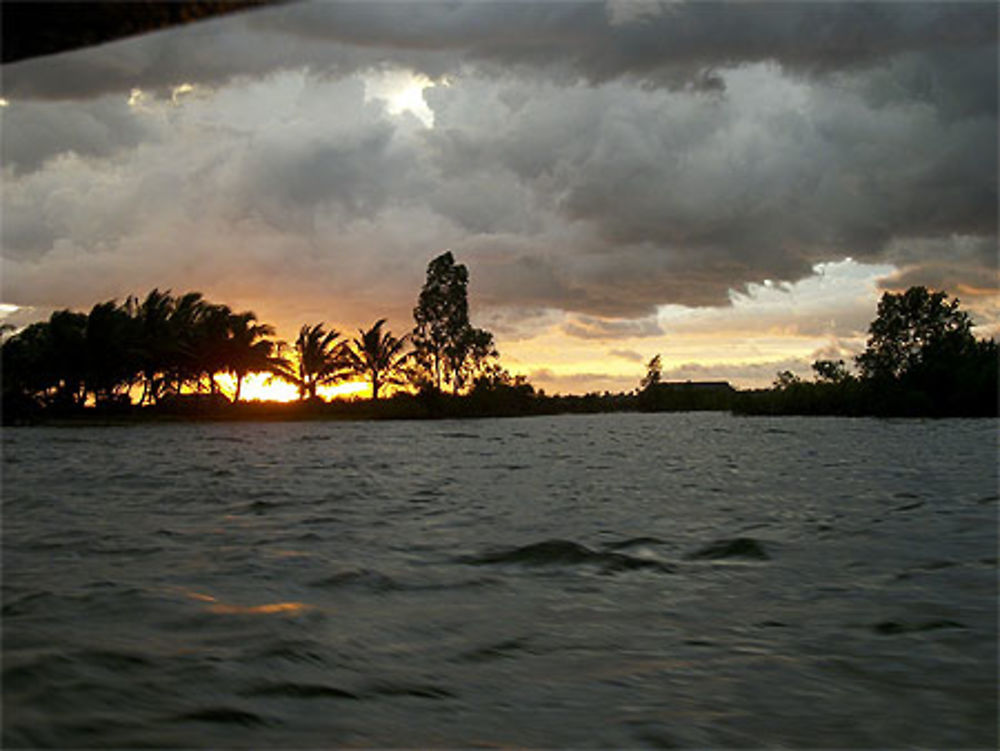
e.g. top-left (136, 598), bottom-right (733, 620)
top-left (773, 370), bottom-right (801, 390)
top-left (85, 299), bottom-right (139, 405)
top-left (1, 289), bottom-right (292, 415)
top-left (811, 359), bottom-right (851, 384)
top-left (412, 251), bottom-right (497, 393)
top-left (45, 310), bottom-right (89, 406)
top-left (343, 318), bottom-right (409, 401)
top-left (134, 288), bottom-right (175, 405)
top-left (224, 311), bottom-right (278, 402)
top-left (273, 323), bottom-right (347, 400)
top-left (164, 291), bottom-right (208, 395)
top-left (451, 325), bottom-right (498, 393)
top-left (192, 302), bottom-right (234, 395)
top-left (640, 354), bottom-right (662, 390)
top-left (735, 287), bottom-right (997, 417)
top-left (856, 287), bottom-right (973, 382)
top-left (0, 311), bottom-right (93, 407)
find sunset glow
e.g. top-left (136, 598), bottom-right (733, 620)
top-left (214, 373), bottom-right (372, 402)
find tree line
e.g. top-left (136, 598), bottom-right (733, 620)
top-left (3, 273), bottom-right (996, 421)
top-left (1, 252), bottom-right (507, 414)
top-left (729, 286), bottom-right (998, 417)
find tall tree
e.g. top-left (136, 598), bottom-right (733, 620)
top-left (85, 299), bottom-right (139, 404)
top-left (640, 354), bottom-right (662, 390)
top-left (45, 310), bottom-right (89, 406)
top-left (191, 302), bottom-right (233, 395)
top-left (273, 323), bottom-right (347, 400)
top-left (165, 291), bottom-right (208, 395)
top-left (343, 319), bottom-right (410, 401)
top-left (450, 325), bottom-right (497, 393)
top-left (224, 311), bottom-right (278, 403)
top-left (134, 288), bottom-right (175, 405)
top-left (412, 251), bottom-right (497, 393)
top-left (856, 286), bottom-right (974, 382)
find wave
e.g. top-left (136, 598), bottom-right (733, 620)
top-left (457, 539), bottom-right (675, 573)
top-left (602, 536), bottom-right (666, 550)
top-left (684, 537), bottom-right (770, 560)
top-left (240, 639), bottom-right (329, 665)
top-left (2, 590), bottom-right (56, 617)
top-left (367, 682), bottom-right (455, 699)
top-left (175, 706), bottom-right (271, 726)
top-left (307, 568), bottom-right (399, 592)
top-left (456, 637), bottom-right (530, 663)
top-left (872, 619), bottom-right (966, 635)
top-left (308, 568), bottom-right (501, 593)
top-left (240, 682), bottom-right (361, 700)
top-left (239, 680), bottom-right (454, 701)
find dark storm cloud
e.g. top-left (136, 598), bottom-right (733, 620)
top-left (3, 1), bottom-right (994, 100)
top-left (1, 1), bottom-right (996, 335)
top-left (238, 122), bottom-right (410, 222)
top-left (879, 235), bottom-right (1000, 296)
top-left (0, 95), bottom-right (151, 174)
top-left (422, 62), bottom-right (996, 313)
top-left (250, 0), bottom-right (997, 88)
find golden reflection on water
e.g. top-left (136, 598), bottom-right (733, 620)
top-left (207, 601), bottom-right (311, 615)
top-left (185, 591), bottom-right (218, 603)
top-left (169, 586), bottom-right (312, 615)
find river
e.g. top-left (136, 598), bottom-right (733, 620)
top-left (3, 413), bottom-right (997, 748)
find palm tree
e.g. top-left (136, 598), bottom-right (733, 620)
top-left (191, 302), bottom-right (233, 395)
top-left (85, 299), bottom-right (139, 405)
top-left (224, 311), bottom-right (278, 402)
top-left (343, 319), bottom-right (410, 401)
top-left (46, 309), bottom-right (89, 406)
top-left (134, 288), bottom-right (175, 405)
top-left (165, 291), bottom-right (208, 395)
top-left (272, 323), bottom-right (347, 401)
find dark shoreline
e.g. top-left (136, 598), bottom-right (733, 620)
top-left (5, 386), bottom-right (997, 427)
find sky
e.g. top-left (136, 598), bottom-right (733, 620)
top-left (2, 0), bottom-right (997, 393)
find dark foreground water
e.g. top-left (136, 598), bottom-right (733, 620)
top-left (3, 413), bottom-right (997, 748)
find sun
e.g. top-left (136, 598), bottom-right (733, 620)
top-left (225, 372), bottom-right (298, 402)
top-left (363, 68), bottom-right (436, 127)
top-left (214, 372), bottom-right (372, 402)
top-left (318, 381), bottom-right (371, 400)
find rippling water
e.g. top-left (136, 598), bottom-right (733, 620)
top-left (3, 413), bottom-right (997, 748)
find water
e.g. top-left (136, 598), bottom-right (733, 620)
top-left (3, 413), bottom-right (997, 748)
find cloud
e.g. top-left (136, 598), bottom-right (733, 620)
top-left (4, 1), bottom-right (994, 101)
top-left (0, 94), bottom-right (152, 174)
top-left (563, 313), bottom-right (664, 340)
top-left (1, 1), bottom-right (996, 367)
top-left (879, 235), bottom-right (999, 295)
top-left (526, 354), bottom-right (829, 392)
top-left (526, 368), bottom-right (638, 395)
top-left (660, 357), bottom-right (815, 387)
top-left (608, 349), bottom-right (645, 363)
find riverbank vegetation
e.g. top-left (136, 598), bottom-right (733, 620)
top-left (733, 286), bottom-right (997, 417)
top-left (2, 255), bottom-right (996, 424)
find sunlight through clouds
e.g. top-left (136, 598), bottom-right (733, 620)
top-left (170, 83), bottom-right (195, 105)
top-left (362, 68), bottom-right (436, 127)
